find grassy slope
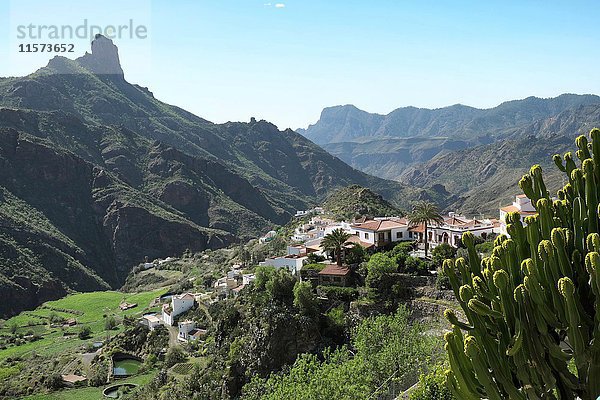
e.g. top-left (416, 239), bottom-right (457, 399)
top-left (20, 371), bottom-right (155, 400)
top-left (0, 289), bottom-right (165, 360)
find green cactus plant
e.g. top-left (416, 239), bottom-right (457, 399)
top-left (443, 128), bottom-right (600, 399)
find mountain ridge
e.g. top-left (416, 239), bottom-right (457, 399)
top-left (301, 94), bottom-right (600, 181)
top-left (301, 94), bottom-right (600, 145)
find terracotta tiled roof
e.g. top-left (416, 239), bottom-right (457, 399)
top-left (500, 205), bottom-right (537, 214)
top-left (318, 264), bottom-right (351, 276)
top-left (352, 220), bottom-right (382, 230)
top-left (305, 238), bottom-right (323, 251)
top-left (177, 293), bottom-right (195, 301)
top-left (190, 329), bottom-right (207, 338)
top-left (409, 223), bottom-right (425, 233)
top-left (443, 216), bottom-right (468, 226)
top-left (352, 218), bottom-right (407, 232)
top-left (232, 284), bottom-right (246, 293)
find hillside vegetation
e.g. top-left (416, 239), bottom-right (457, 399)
top-left (322, 184), bottom-right (402, 219)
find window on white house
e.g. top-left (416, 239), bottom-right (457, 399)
top-left (365, 233), bottom-right (369, 239)
top-left (396, 232), bottom-right (402, 238)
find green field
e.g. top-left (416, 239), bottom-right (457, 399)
top-left (0, 289), bottom-right (166, 360)
top-left (20, 371), bottom-right (155, 400)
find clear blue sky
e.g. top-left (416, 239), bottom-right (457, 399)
top-left (1, 0), bottom-right (600, 129)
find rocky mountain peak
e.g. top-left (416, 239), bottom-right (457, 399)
top-left (77, 34), bottom-right (124, 77)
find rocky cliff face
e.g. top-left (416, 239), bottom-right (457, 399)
top-left (77, 34), bottom-right (125, 77)
top-left (0, 127), bottom-right (235, 317)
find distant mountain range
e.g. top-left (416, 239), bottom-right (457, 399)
top-left (0, 35), bottom-right (443, 317)
top-left (299, 96), bottom-right (600, 216)
top-left (299, 95), bottom-right (600, 181)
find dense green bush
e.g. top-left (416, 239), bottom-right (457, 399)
top-left (301, 263), bottom-right (326, 272)
top-left (474, 240), bottom-right (494, 255)
top-left (306, 253), bottom-right (326, 264)
top-left (431, 243), bottom-right (456, 268)
top-left (365, 253), bottom-right (397, 288)
top-left (88, 360), bottom-right (109, 387)
top-left (78, 325), bottom-right (92, 340)
top-left (403, 256), bottom-right (430, 275)
top-left (165, 346), bottom-right (187, 368)
top-left (105, 315), bottom-right (117, 331)
top-left (293, 281), bottom-right (319, 316)
top-left (409, 364), bottom-right (454, 400)
top-left (435, 268), bottom-right (451, 290)
top-left (43, 373), bottom-right (63, 390)
top-left (317, 285), bottom-right (359, 302)
top-left (345, 244), bottom-right (368, 265)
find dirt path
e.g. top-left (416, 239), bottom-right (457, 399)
top-left (165, 323), bottom-right (179, 347)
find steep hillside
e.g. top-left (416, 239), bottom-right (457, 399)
top-left (399, 105), bottom-right (600, 215)
top-left (301, 96), bottom-right (600, 180)
top-left (323, 185), bottom-right (402, 219)
top-left (400, 135), bottom-right (572, 215)
top-left (0, 35), bottom-right (443, 316)
top-left (322, 137), bottom-right (473, 181)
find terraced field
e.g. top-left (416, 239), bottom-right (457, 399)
top-left (0, 290), bottom-right (165, 360)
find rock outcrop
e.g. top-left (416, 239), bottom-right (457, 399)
top-left (77, 34), bottom-right (124, 77)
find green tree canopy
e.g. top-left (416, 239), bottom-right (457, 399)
top-left (165, 345), bottom-right (187, 368)
top-left (293, 281), bottom-right (319, 316)
top-left (365, 253), bottom-right (397, 288)
top-left (431, 243), bottom-right (456, 268)
top-left (321, 228), bottom-right (352, 265)
top-left (242, 306), bottom-right (439, 400)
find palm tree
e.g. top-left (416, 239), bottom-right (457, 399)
top-left (321, 228), bottom-right (352, 266)
top-left (408, 201), bottom-right (444, 258)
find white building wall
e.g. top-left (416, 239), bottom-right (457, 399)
top-left (390, 227), bottom-right (410, 242)
top-left (242, 274), bottom-right (256, 285)
top-left (500, 196), bottom-right (536, 237)
top-left (172, 297), bottom-right (194, 318)
top-left (429, 226), bottom-right (494, 249)
top-left (261, 256), bottom-right (307, 274)
top-left (353, 228), bottom-right (376, 245)
top-left (178, 320), bottom-right (196, 340)
top-left (162, 308), bottom-right (173, 326)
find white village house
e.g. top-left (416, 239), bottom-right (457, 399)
top-left (142, 314), bottom-right (161, 331)
top-left (213, 270), bottom-right (255, 299)
top-left (351, 217), bottom-right (411, 247)
top-left (499, 194), bottom-right (537, 236)
top-left (178, 320), bottom-right (207, 342)
top-left (294, 207), bottom-right (325, 218)
top-left (260, 245), bottom-right (309, 275)
top-left (162, 293), bottom-right (195, 326)
top-left (291, 216), bottom-right (339, 242)
top-left (259, 230), bottom-right (277, 244)
top-left (178, 320), bottom-right (196, 341)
